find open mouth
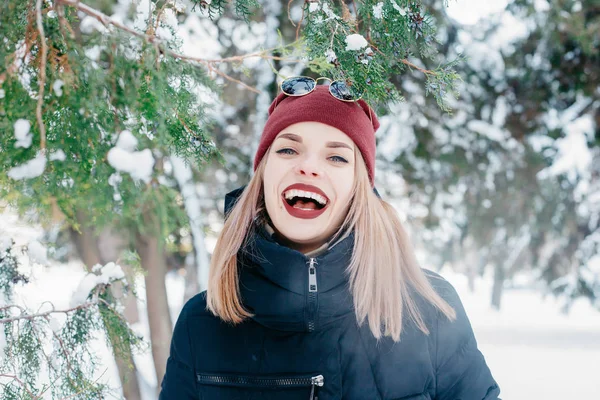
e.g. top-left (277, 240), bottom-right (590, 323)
top-left (284, 189), bottom-right (328, 210)
top-left (281, 185), bottom-right (330, 219)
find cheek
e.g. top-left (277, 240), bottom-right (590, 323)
top-left (263, 158), bottom-right (286, 204)
top-left (333, 170), bottom-right (355, 203)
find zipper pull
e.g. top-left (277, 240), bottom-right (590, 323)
top-left (309, 375), bottom-right (324, 400)
top-left (308, 258), bottom-right (318, 292)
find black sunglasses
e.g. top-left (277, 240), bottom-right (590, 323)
top-left (280, 76), bottom-right (363, 102)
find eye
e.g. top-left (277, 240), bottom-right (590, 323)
top-left (276, 148), bottom-right (297, 155)
top-left (329, 155), bottom-right (348, 164)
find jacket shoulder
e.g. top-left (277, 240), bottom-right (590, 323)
top-left (421, 268), bottom-right (471, 312)
top-left (422, 269), bottom-right (454, 294)
top-left (179, 291), bottom-right (214, 319)
top-left (420, 268), bottom-right (470, 344)
top-left (179, 291), bottom-right (219, 326)
top-left (419, 269), bottom-right (501, 399)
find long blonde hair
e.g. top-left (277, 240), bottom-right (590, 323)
top-left (207, 148), bottom-right (456, 341)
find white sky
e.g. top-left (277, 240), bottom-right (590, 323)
top-left (446, 0), bottom-right (510, 25)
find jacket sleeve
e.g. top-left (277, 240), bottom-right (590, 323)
top-left (433, 278), bottom-right (501, 400)
top-left (159, 305), bottom-right (198, 400)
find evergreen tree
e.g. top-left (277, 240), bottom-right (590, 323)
top-left (1, 0), bottom-right (460, 397)
top-left (374, 0), bottom-right (598, 309)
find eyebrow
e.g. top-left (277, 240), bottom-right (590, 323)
top-left (276, 133), bottom-right (353, 150)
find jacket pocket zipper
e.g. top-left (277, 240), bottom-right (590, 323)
top-left (197, 373), bottom-right (324, 400)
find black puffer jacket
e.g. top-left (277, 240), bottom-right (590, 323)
top-left (159, 188), bottom-right (500, 400)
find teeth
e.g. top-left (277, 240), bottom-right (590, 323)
top-left (284, 189), bottom-right (328, 206)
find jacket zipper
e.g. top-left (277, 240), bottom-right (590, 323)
top-left (307, 257), bottom-right (318, 332)
top-left (197, 373), bottom-right (324, 399)
top-left (309, 374), bottom-right (324, 400)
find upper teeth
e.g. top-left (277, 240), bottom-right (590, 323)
top-left (284, 189), bottom-right (328, 206)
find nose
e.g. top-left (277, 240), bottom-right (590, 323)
top-left (293, 154), bottom-right (323, 178)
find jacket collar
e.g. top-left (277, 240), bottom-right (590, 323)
top-left (225, 187), bottom-right (355, 332)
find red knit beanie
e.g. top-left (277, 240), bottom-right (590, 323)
top-left (254, 86), bottom-right (380, 184)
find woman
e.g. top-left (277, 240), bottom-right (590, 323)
top-left (159, 79), bottom-right (500, 400)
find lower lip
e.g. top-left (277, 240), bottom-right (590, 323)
top-left (282, 196), bottom-right (328, 220)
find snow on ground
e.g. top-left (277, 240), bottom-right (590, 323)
top-left (442, 269), bottom-right (600, 400)
top-left (2, 208), bottom-right (599, 399)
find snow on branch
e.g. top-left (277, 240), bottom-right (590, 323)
top-left (0, 241), bottom-right (142, 398)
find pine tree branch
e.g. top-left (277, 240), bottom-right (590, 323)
top-left (44, 318), bottom-right (77, 378)
top-left (0, 374), bottom-right (38, 399)
top-left (35, 0), bottom-right (48, 151)
top-left (55, 0), bottom-right (296, 93)
top-left (27, 320), bottom-right (66, 397)
top-left (0, 291), bottom-right (100, 324)
top-left (97, 297), bottom-right (134, 329)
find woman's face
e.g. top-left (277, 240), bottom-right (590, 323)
top-left (263, 121), bottom-right (356, 254)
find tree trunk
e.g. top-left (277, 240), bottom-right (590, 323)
top-left (467, 266), bottom-right (476, 293)
top-left (491, 262), bottom-right (505, 310)
top-left (70, 212), bottom-right (142, 400)
top-left (169, 155), bottom-right (208, 303)
top-left (183, 253), bottom-right (199, 304)
top-left (464, 239), bottom-right (477, 293)
top-left (98, 228), bottom-right (140, 324)
top-left (135, 227), bottom-right (173, 391)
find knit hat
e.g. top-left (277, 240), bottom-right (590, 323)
top-left (254, 86), bottom-right (380, 184)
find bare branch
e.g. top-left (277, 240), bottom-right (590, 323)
top-left (401, 59), bottom-right (434, 75)
top-left (296, 1), bottom-right (308, 41)
top-left (55, 0), bottom-right (301, 92)
top-left (0, 298), bottom-right (99, 324)
top-left (190, 51), bottom-right (295, 64)
top-left (287, 0), bottom-right (297, 27)
top-left (56, 4), bottom-right (76, 40)
top-left (35, 0), bottom-right (48, 151)
top-left (206, 63), bottom-right (260, 93)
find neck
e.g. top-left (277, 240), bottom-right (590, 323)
top-left (271, 231), bottom-right (326, 255)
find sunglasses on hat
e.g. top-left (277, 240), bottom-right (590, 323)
top-left (280, 76), bottom-right (363, 102)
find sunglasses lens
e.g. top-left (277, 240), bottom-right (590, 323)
top-left (330, 80), bottom-right (362, 101)
top-left (281, 77), bottom-right (316, 96)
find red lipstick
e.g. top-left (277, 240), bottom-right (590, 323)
top-left (281, 183), bottom-right (330, 220)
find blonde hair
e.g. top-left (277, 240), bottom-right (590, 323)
top-left (207, 148), bottom-right (456, 341)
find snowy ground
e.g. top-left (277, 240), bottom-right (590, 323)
top-left (443, 270), bottom-right (600, 399)
top-left (2, 210), bottom-right (599, 399)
